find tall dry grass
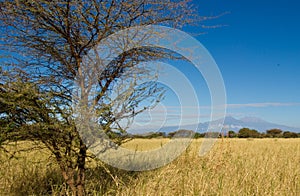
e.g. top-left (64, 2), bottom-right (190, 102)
top-left (0, 138), bottom-right (299, 195)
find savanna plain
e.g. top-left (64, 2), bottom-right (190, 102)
top-left (0, 138), bottom-right (299, 195)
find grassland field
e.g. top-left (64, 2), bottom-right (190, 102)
top-left (0, 138), bottom-right (299, 195)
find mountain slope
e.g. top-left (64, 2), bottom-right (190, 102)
top-left (129, 116), bottom-right (300, 133)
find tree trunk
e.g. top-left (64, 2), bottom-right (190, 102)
top-left (60, 163), bottom-right (86, 196)
top-left (58, 143), bottom-right (87, 196)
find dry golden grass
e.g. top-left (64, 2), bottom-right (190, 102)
top-left (0, 138), bottom-right (299, 195)
top-left (122, 138), bottom-right (170, 151)
top-left (117, 138), bottom-right (300, 196)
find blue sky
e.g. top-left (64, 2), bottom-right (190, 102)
top-left (193, 0), bottom-right (300, 127)
top-left (132, 0), bottom-right (300, 131)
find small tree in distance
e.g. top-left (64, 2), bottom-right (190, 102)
top-left (266, 129), bottom-right (283, 138)
top-left (282, 131), bottom-right (298, 138)
top-left (238, 128), bottom-right (260, 138)
top-left (228, 130), bottom-right (237, 138)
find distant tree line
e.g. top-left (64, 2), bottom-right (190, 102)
top-left (227, 128), bottom-right (299, 138)
top-left (130, 128), bottom-right (300, 139)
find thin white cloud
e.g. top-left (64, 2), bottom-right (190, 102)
top-left (226, 102), bottom-right (300, 108)
top-left (162, 102), bottom-right (300, 109)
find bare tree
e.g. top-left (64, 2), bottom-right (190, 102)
top-left (0, 0), bottom-right (198, 195)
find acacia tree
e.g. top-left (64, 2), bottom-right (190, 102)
top-left (266, 129), bottom-right (283, 138)
top-left (0, 0), bottom-right (200, 195)
top-left (238, 128), bottom-right (260, 138)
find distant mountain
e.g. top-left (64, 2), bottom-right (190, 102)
top-left (135, 116), bottom-right (300, 133)
top-left (230, 116), bottom-right (299, 133)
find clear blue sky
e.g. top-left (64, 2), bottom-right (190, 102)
top-left (132, 0), bottom-right (300, 131)
top-left (189, 0), bottom-right (300, 127)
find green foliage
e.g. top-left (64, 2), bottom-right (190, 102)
top-left (228, 130), bottom-right (237, 138)
top-left (266, 129), bottom-right (283, 138)
top-left (134, 132), bottom-right (166, 139)
top-left (194, 132), bottom-right (206, 138)
top-left (169, 129), bottom-right (195, 138)
top-left (238, 128), bottom-right (260, 138)
top-left (283, 131), bottom-right (298, 138)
